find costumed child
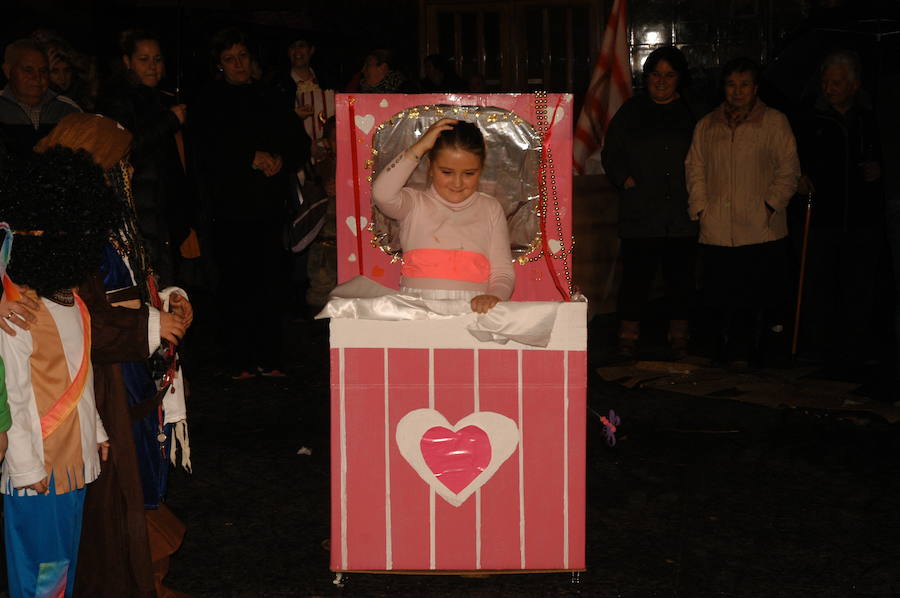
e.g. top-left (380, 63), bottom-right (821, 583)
top-left (0, 147), bottom-right (120, 598)
top-left (32, 113), bottom-right (193, 598)
top-left (372, 118), bottom-right (515, 313)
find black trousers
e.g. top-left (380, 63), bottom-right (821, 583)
top-left (617, 236), bottom-right (697, 322)
top-left (702, 239), bottom-right (789, 361)
top-left (798, 226), bottom-right (881, 361)
top-left (213, 219), bottom-right (286, 372)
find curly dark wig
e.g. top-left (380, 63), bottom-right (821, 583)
top-left (0, 147), bottom-right (122, 297)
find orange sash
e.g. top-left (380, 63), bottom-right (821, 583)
top-left (402, 248), bottom-right (490, 283)
top-left (39, 293), bottom-right (91, 440)
top-left (3, 276), bottom-right (92, 440)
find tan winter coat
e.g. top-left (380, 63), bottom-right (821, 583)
top-left (685, 100), bottom-right (800, 247)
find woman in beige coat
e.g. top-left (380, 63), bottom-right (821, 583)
top-left (685, 57), bottom-right (799, 367)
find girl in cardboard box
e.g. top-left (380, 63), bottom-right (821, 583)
top-left (372, 118), bottom-right (515, 313)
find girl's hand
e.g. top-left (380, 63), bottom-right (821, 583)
top-left (169, 293), bottom-right (194, 330)
top-left (470, 294), bottom-right (501, 314)
top-left (98, 441), bottom-right (110, 462)
top-left (170, 104), bottom-right (187, 125)
top-left (252, 151), bottom-right (281, 176)
top-left (20, 477), bottom-right (49, 495)
top-left (410, 118), bottom-right (458, 160)
top-left (0, 294), bottom-right (40, 337)
top-left (160, 311), bottom-right (186, 345)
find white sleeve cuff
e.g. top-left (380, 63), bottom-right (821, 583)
top-left (147, 306), bottom-right (161, 354)
top-left (159, 286), bottom-right (189, 308)
top-left (9, 468), bottom-right (47, 490)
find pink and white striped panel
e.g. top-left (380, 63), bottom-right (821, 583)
top-left (329, 303), bottom-right (586, 572)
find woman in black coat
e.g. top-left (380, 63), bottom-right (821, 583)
top-left (97, 30), bottom-right (192, 288)
top-left (193, 28), bottom-right (310, 378)
top-left (601, 46), bottom-right (700, 359)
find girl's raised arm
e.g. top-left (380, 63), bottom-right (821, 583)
top-left (372, 118), bottom-right (458, 219)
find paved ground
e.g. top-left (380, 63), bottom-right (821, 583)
top-left (155, 315), bottom-right (900, 598)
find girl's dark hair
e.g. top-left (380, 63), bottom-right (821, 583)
top-left (118, 29), bottom-right (160, 58)
top-left (210, 27), bottom-right (251, 65)
top-left (429, 120), bottom-right (486, 163)
top-left (642, 46), bottom-right (691, 89)
top-left (722, 57), bottom-right (761, 86)
top-left (1, 147), bottom-right (122, 297)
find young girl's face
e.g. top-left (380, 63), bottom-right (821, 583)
top-left (429, 147), bottom-right (483, 204)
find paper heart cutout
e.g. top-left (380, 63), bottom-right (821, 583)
top-left (396, 409), bottom-right (519, 507)
top-left (355, 114), bottom-right (375, 134)
top-left (379, 98), bottom-right (389, 108)
top-left (347, 253), bottom-right (357, 262)
top-left (548, 239), bottom-right (563, 254)
top-left (421, 426), bottom-right (490, 494)
top-left (345, 216), bottom-right (368, 236)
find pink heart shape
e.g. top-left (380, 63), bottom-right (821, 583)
top-left (420, 426), bottom-right (492, 494)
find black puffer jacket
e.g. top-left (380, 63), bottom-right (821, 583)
top-left (601, 94), bottom-right (699, 239)
top-left (97, 76), bottom-right (193, 286)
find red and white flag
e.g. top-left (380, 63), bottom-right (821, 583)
top-left (573, 0), bottom-right (633, 174)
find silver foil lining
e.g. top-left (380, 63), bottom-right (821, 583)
top-left (370, 103), bottom-right (543, 260)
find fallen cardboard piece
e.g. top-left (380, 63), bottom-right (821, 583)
top-left (597, 362), bottom-right (900, 423)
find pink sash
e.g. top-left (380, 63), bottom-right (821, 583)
top-left (402, 249), bottom-right (490, 283)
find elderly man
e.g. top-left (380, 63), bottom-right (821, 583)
top-left (796, 51), bottom-right (883, 367)
top-left (0, 38), bottom-right (80, 157)
top-left (686, 57), bottom-right (799, 367)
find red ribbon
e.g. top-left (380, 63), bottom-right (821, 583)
top-left (538, 95), bottom-right (571, 302)
top-left (346, 96), bottom-right (365, 276)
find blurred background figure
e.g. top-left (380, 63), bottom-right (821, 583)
top-left (358, 48), bottom-right (414, 93)
top-left (194, 27), bottom-right (309, 379)
top-left (0, 38), bottom-right (80, 157)
top-left (32, 29), bottom-right (98, 111)
top-left (795, 51), bottom-right (883, 369)
top-left (97, 29), bottom-right (194, 288)
top-left (601, 46), bottom-right (699, 360)
top-left (420, 53), bottom-right (465, 93)
top-left (305, 116), bottom-right (337, 310)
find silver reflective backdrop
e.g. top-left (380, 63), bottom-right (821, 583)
top-left (370, 104), bottom-right (543, 260)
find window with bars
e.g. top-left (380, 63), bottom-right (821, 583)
top-left (421, 0), bottom-right (601, 93)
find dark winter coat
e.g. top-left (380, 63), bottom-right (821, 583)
top-left (601, 94), bottom-right (699, 239)
top-left (796, 97), bottom-right (883, 230)
top-left (193, 79), bottom-right (310, 226)
top-left (97, 76), bottom-right (193, 287)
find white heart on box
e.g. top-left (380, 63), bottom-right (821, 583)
top-left (347, 253), bottom-right (357, 263)
top-left (548, 239), bottom-right (563, 254)
top-left (379, 98), bottom-right (389, 108)
top-left (396, 408), bottom-right (519, 507)
top-left (345, 216), bottom-right (368, 236)
top-left (355, 114), bottom-right (375, 134)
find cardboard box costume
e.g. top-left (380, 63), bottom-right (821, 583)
top-left (327, 93), bottom-right (586, 573)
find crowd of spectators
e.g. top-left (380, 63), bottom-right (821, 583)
top-left (603, 45), bottom-right (895, 397)
top-left (0, 15), bottom-right (895, 597)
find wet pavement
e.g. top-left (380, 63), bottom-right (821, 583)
top-left (155, 316), bottom-right (900, 598)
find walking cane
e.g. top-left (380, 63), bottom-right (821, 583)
top-left (791, 192), bottom-right (814, 358)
